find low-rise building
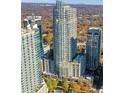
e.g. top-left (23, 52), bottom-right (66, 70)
top-left (74, 54), bottom-right (86, 75)
top-left (59, 61), bottom-right (81, 78)
top-left (43, 44), bottom-right (50, 54)
top-left (36, 80), bottom-right (48, 93)
top-left (41, 58), bottom-right (56, 75)
top-left (70, 61), bottom-right (81, 79)
top-left (41, 59), bottom-right (50, 74)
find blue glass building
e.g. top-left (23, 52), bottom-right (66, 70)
top-left (86, 27), bottom-right (101, 71)
top-left (74, 54), bottom-right (86, 75)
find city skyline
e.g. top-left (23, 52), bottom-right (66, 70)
top-left (21, 0), bottom-right (103, 5)
top-left (21, 0), bottom-right (103, 92)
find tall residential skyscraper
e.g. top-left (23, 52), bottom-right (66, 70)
top-left (53, 0), bottom-right (77, 77)
top-left (86, 27), bottom-right (102, 71)
top-left (24, 15), bottom-right (44, 58)
top-left (21, 24), bottom-right (42, 93)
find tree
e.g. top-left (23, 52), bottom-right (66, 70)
top-left (44, 33), bottom-right (53, 44)
top-left (62, 79), bottom-right (69, 92)
top-left (78, 80), bottom-right (83, 89)
top-left (46, 77), bottom-right (52, 90)
top-left (52, 79), bottom-right (58, 89)
top-left (70, 80), bottom-right (75, 88)
top-left (81, 80), bottom-right (92, 92)
top-left (75, 83), bottom-right (81, 92)
top-left (71, 80), bottom-right (81, 92)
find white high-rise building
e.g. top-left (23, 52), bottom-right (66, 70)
top-left (24, 15), bottom-right (44, 58)
top-left (65, 6), bottom-right (77, 61)
top-left (21, 23), bottom-right (43, 93)
top-left (53, 0), bottom-right (77, 77)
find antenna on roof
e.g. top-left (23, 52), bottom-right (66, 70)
top-left (31, 13), bottom-right (35, 28)
top-left (32, 13), bottom-right (35, 20)
top-left (32, 13), bottom-right (34, 16)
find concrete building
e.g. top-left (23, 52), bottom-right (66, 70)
top-left (58, 61), bottom-right (81, 78)
top-left (86, 27), bottom-right (102, 71)
top-left (70, 61), bottom-right (81, 78)
top-left (53, 0), bottom-right (77, 77)
top-left (21, 26), bottom-right (42, 93)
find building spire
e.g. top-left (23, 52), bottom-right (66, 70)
top-left (31, 13), bottom-right (35, 20)
top-left (31, 13), bottom-right (35, 28)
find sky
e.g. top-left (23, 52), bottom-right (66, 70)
top-left (21, 0), bottom-right (103, 5)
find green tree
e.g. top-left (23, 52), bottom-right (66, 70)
top-left (52, 79), bottom-right (58, 89)
top-left (62, 79), bottom-right (69, 92)
top-left (46, 77), bottom-right (52, 90)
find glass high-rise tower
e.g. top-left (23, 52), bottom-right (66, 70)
top-left (53, 0), bottom-right (77, 77)
top-left (86, 27), bottom-right (102, 71)
top-left (21, 15), bottom-right (44, 93)
top-left (24, 15), bottom-right (44, 58)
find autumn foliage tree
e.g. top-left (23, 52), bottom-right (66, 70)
top-left (71, 80), bottom-right (81, 92)
top-left (70, 79), bottom-right (92, 92)
top-left (78, 80), bottom-right (83, 90)
top-left (44, 32), bottom-right (53, 44)
top-left (52, 79), bottom-right (58, 89)
top-left (81, 80), bottom-right (92, 92)
top-left (62, 79), bottom-right (69, 92)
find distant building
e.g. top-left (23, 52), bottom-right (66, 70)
top-left (21, 26), bottom-right (43, 93)
top-left (53, 0), bottom-right (77, 77)
top-left (86, 27), bottom-right (102, 71)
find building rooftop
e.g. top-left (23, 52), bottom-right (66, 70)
top-left (89, 27), bottom-right (102, 31)
top-left (73, 54), bottom-right (85, 63)
top-left (71, 60), bottom-right (79, 64)
top-left (21, 25), bottom-right (38, 35)
top-left (26, 16), bottom-right (41, 20)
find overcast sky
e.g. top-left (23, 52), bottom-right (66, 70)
top-left (21, 0), bottom-right (103, 5)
